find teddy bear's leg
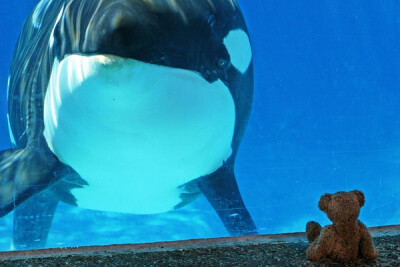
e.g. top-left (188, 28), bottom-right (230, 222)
top-left (306, 221), bottom-right (322, 243)
top-left (358, 221), bottom-right (378, 261)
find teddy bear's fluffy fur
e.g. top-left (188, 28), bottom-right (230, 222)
top-left (306, 190), bottom-right (378, 263)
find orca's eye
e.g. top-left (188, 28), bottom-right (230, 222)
top-left (215, 45), bottom-right (231, 70)
top-left (217, 58), bottom-right (229, 69)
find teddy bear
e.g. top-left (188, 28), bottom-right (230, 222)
top-left (306, 190), bottom-right (378, 263)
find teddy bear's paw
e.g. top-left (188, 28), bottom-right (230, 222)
top-left (306, 221), bottom-right (322, 243)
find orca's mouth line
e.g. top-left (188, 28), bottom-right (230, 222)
top-left (61, 53), bottom-right (207, 81)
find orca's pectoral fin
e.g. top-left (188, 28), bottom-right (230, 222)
top-left (12, 188), bottom-right (59, 250)
top-left (0, 147), bottom-right (59, 218)
top-left (50, 164), bottom-right (88, 206)
top-left (12, 164), bottom-right (88, 250)
top-left (197, 166), bottom-right (257, 236)
top-left (175, 180), bottom-right (202, 210)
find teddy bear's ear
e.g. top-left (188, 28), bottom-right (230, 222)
top-left (352, 190), bottom-right (365, 207)
top-left (318, 193), bottom-right (332, 212)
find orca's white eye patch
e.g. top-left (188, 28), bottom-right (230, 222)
top-left (223, 29), bottom-right (252, 73)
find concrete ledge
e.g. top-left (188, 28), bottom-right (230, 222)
top-left (0, 225), bottom-right (399, 266)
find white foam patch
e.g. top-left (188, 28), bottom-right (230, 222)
top-left (7, 114), bottom-right (16, 147)
top-left (32, 0), bottom-right (54, 28)
top-left (44, 54), bottom-right (235, 214)
top-left (6, 76), bottom-right (10, 100)
top-left (49, 6), bottom-right (64, 48)
top-left (223, 29), bottom-right (252, 73)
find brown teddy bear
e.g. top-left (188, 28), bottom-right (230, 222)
top-left (306, 190), bottom-right (378, 263)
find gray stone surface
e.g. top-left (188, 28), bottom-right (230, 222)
top-left (0, 226), bottom-right (398, 266)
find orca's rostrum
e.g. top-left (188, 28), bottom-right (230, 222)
top-left (1, 0), bottom-right (256, 249)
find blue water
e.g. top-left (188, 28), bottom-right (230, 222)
top-left (0, 0), bottom-right (399, 250)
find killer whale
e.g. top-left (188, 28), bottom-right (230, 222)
top-left (1, 0), bottom-right (256, 249)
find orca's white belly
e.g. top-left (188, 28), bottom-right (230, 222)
top-left (43, 54), bottom-right (235, 214)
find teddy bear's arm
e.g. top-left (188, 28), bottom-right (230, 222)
top-left (358, 221), bottom-right (378, 261)
top-left (306, 226), bottom-right (333, 261)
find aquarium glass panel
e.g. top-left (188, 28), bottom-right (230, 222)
top-left (0, 0), bottom-right (399, 251)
